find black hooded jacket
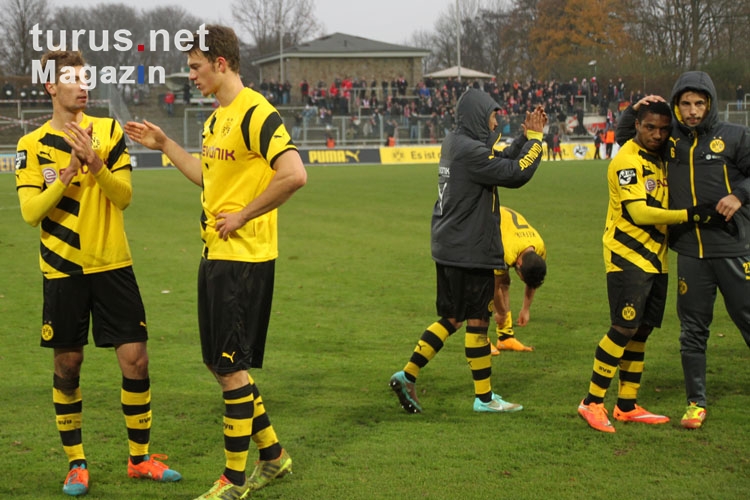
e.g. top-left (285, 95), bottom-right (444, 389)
top-left (616, 71), bottom-right (750, 258)
top-left (431, 89), bottom-right (544, 268)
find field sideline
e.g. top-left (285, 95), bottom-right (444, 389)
top-left (1, 160), bottom-right (749, 499)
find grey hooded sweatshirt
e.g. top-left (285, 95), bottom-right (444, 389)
top-left (431, 88), bottom-right (544, 269)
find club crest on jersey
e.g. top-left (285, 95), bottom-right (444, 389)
top-left (91, 134), bottom-right (101, 151)
top-left (618, 168), bottom-right (637, 186)
top-left (710, 138), bottom-right (725, 153)
top-left (15, 150), bottom-right (27, 170)
top-left (221, 118), bottom-right (234, 137)
top-left (42, 323), bottom-right (54, 341)
top-left (621, 305), bottom-right (636, 321)
top-left (42, 167), bottom-right (58, 184)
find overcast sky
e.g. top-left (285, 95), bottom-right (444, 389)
top-left (67, 0), bottom-right (457, 45)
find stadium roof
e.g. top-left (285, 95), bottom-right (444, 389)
top-left (424, 66), bottom-right (495, 79)
top-left (251, 32), bottom-right (430, 65)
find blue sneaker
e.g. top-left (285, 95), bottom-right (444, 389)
top-left (63, 464), bottom-right (89, 496)
top-left (474, 393), bottom-right (523, 413)
top-left (389, 371), bottom-right (422, 413)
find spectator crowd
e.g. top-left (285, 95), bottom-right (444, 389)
top-left (250, 74), bottom-right (644, 145)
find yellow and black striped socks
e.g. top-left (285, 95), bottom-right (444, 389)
top-left (404, 318), bottom-right (456, 382)
top-left (53, 374), bottom-right (85, 468)
top-left (222, 383), bottom-right (253, 485)
top-left (496, 311), bottom-right (515, 341)
top-left (465, 325), bottom-right (492, 402)
top-left (585, 328), bottom-right (630, 405)
top-left (122, 377), bottom-right (152, 462)
top-left (247, 375), bottom-right (282, 462)
top-left (617, 335), bottom-right (647, 411)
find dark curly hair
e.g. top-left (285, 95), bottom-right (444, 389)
top-left (518, 252), bottom-right (546, 289)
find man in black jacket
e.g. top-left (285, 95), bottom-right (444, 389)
top-left (389, 89), bottom-right (546, 414)
top-left (617, 71), bottom-right (750, 430)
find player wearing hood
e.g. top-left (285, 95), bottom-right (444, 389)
top-left (617, 71), bottom-right (750, 430)
top-left (390, 89), bottom-right (547, 414)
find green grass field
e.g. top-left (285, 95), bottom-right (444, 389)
top-left (2, 160), bottom-right (749, 499)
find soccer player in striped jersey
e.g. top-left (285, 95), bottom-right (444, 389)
top-left (14, 50), bottom-right (181, 496)
top-left (490, 206), bottom-right (547, 354)
top-left (618, 74), bottom-right (750, 431)
top-left (577, 100), bottom-right (723, 433)
top-left (124, 25), bottom-right (307, 500)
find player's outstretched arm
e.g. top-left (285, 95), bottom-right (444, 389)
top-left (625, 200), bottom-right (687, 225)
top-left (124, 120), bottom-right (202, 186)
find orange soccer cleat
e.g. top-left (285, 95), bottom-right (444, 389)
top-left (613, 404), bottom-right (670, 424)
top-left (578, 400), bottom-right (615, 433)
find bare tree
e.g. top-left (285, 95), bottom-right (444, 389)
top-left (631, 0), bottom-right (750, 70)
top-left (406, 29), bottom-right (438, 74)
top-left (48, 4), bottom-right (143, 70)
top-left (47, 5), bottom-right (202, 74)
top-left (140, 6), bottom-right (203, 74)
top-left (496, 0), bottom-right (539, 81)
top-left (430, 13), bottom-right (460, 71)
top-left (426, 0), bottom-right (522, 76)
top-left (231, 0), bottom-right (322, 56)
top-left (428, 0), bottom-right (481, 71)
top-left (0, 0), bottom-right (49, 75)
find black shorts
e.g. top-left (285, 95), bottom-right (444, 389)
top-left (607, 270), bottom-right (667, 329)
top-left (435, 263), bottom-right (494, 323)
top-left (198, 258), bottom-right (275, 373)
top-left (41, 266), bottom-right (148, 348)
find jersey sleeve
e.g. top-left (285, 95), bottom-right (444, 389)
top-left (15, 134), bottom-right (66, 227)
top-left (244, 101), bottom-right (297, 168)
top-left (93, 119), bottom-right (132, 210)
top-left (472, 136), bottom-right (544, 188)
top-left (624, 200), bottom-right (687, 225)
top-left (106, 118), bottom-right (132, 173)
top-left (611, 155), bottom-right (646, 204)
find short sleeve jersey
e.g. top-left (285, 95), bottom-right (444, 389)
top-left (15, 115), bottom-right (132, 278)
top-left (603, 139), bottom-right (669, 274)
top-left (499, 206), bottom-right (546, 267)
top-left (200, 88), bottom-right (297, 262)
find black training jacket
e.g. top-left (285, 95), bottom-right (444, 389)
top-left (616, 71), bottom-right (750, 258)
top-left (431, 89), bottom-right (544, 269)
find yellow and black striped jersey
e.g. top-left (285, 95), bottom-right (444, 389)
top-left (200, 87), bottom-right (297, 262)
top-left (15, 115), bottom-right (133, 279)
top-left (500, 206), bottom-right (546, 267)
top-left (603, 139), bottom-right (669, 274)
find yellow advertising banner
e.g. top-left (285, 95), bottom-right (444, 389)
top-left (541, 142), bottom-right (618, 160)
top-left (377, 141), bottom-right (612, 164)
top-left (379, 146), bottom-right (441, 164)
top-left (0, 154), bottom-right (16, 173)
